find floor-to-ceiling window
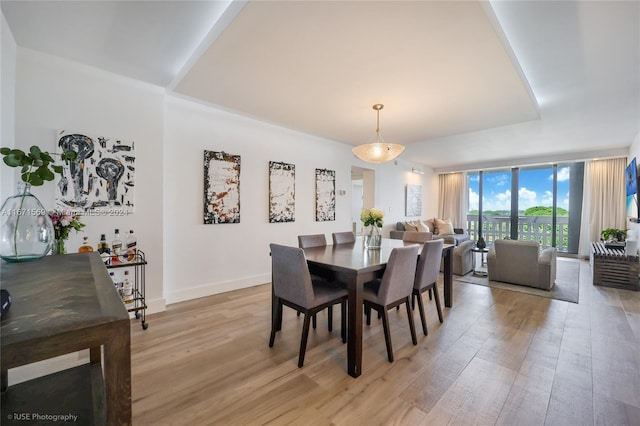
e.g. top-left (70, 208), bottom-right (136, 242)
top-left (466, 162), bottom-right (583, 253)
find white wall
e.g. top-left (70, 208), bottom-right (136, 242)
top-left (13, 48), bottom-right (166, 312)
top-left (1, 11), bottom-right (16, 200)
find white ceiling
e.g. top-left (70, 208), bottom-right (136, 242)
top-left (2, 1), bottom-right (638, 171)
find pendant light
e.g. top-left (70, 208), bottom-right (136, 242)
top-left (352, 104), bottom-right (404, 164)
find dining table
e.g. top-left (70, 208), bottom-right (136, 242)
top-left (301, 237), bottom-right (454, 377)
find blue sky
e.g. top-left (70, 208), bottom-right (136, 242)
top-left (468, 167), bottom-right (570, 212)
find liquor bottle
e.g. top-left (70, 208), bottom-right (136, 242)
top-left (125, 230), bottom-right (137, 262)
top-left (109, 272), bottom-right (123, 299)
top-left (78, 236), bottom-right (94, 253)
top-left (97, 234), bottom-right (111, 265)
top-left (123, 270), bottom-right (134, 305)
top-left (111, 229), bottom-right (123, 264)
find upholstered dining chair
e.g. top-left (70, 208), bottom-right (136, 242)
top-left (332, 231), bottom-right (356, 245)
top-left (412, 239), bottom-right (444, 336)
top-left (362, 244), bottom-right (419, 362)
top-left (402, 231), bottom-right (433, 243)
top-left (297, 233), bottom-right (332, 329)
top-left (269, 244), bottom-right (347, 368)
top-left (297, 234), bottom-right (327, 248)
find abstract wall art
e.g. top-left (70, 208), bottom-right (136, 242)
top-left (204, 150), bottom-right (241, 224)
top-left (406, 184), bottom-right (422, 217)
top-left (269, 161), bottom-right (295, 223)
top-left (315, 168), bottom-right (335, 221)
top-left (55, 130), bottom-right (135, 213)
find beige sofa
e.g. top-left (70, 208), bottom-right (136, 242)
top-left (440, 240), bottom-right (474, 276)
top-left (487, 239), bottom-right (556, 290)
top-left (390, 219), bottom-right (470, 246)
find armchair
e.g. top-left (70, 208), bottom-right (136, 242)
top-left (487, 239), bottom-right (556, 290)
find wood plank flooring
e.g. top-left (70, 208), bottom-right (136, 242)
top-left (130, 259), bottom-right (640, 425)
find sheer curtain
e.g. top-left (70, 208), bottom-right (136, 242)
top-left (578, 157), bottom-right (627, 257)
top-left (438, 173), bottom-right (466, 229)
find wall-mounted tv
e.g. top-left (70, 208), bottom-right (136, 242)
top-left (626, 157), bottom-right (638, 196)
top-left (627, 157), bottom-right (640, 223)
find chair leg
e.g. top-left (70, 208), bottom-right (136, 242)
top-left (432, 284), bottom-right (443, 323)
top-left (341, 300), bottom-right (347, 343)
top-left (269, 298), bottom-right (282, 347)
top-left (381, 308), bottom-right (394, 362)
top-left (365, 305), bottom-right (371, 326)
top-left (312, 313), bottom-right (317, 329)
top-left (415, 290), bottom-right (428, 336)
top-left (298, 313), bottom-right (312, 368)
top-left (405, 297), bottom-right (417, 345)
top-left (428, 288), bottom-right (432, 300)
top-left (328, 305), bottom-right (333, 332)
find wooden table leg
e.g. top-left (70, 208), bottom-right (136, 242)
top-left (1, 370), bottom-right (7, 393)
top-left (347, 272), bottom-right (363, 378)
top-left (103, 320), bottom-right (131, 425)
top-left (443, 247), bottom-right (453, 308)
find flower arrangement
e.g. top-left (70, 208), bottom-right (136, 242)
top-left (48, 209), bottom-right (85, 254)
top-left (360, 207), bottom-right (384, 229)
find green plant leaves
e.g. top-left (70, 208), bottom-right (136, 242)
top-left (1, 145), bottom-right (76, 187)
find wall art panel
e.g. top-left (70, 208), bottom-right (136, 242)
top-left (406, 184), bottom-right (422, 217)
top-left (55, 130), bottom-right (135, 213)
top-left (204, 150), bottom-right (241, 224)
top-left (315, 168), bottom-right (335, 221)
top-left (269, 161), bottom-right (295, 223)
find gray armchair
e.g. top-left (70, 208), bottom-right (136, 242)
top-left (440, 240), bottom-right (474, 276)
top-left (487, 239), bottom-right (556, 290)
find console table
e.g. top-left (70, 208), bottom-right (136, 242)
top-left (591, 242), bottom-right (640, 291)
top-left (1, 253), bottom-right (132, 425)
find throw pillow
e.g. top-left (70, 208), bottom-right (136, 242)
top-left (435, 218), bottom-right (454, 235)
top-left (404, 221), bottom-right (418, 232)
top-left (417, 221), bottom-right (430, 232)
top-left (425, 218), bottom-right (436, 234)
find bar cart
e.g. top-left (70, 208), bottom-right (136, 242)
top-left (107, 249), bottom-right (148, 329)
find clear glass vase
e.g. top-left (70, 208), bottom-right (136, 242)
top-left (364, 225), bottom-right (382, 250)
top-left (0, 182), bottom-right (54, 262)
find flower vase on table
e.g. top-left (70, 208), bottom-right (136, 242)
top-left (361, 207), bottom-right (384, 250)
top-left (51, 239), bottom-right (66, 255)
top-left (48, 209), bottom-right (85, 255)
top-left (364, 226), bottom-right (382, 250)
top-left (0, 182), bottom-right (54, 262)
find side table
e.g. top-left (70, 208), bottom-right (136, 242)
top-left (471, 247), bottom-right (489, 276)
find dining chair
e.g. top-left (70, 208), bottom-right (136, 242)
top-left (402, 231), bottom-right (433, 243)
top-left (332, 231), bottom-right (356, 245)
top-left (362, 244), bottom-right (419, 362)
top-left (297, 234), bottom-right (327, 248)
top-left (412, 239), bottom-right (444, 336)
top-left (297, 234), bottom-right (332, 329)
top-left (269, 244), bottom-right (347, 367)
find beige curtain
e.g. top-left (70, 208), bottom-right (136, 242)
top-left (438, 173), bottom-right (465, 229)
top-left (578, 157), bottom-right (627, 257)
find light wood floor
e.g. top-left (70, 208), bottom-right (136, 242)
top-left (130, 259), bottom-right (640, 425)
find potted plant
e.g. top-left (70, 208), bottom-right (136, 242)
top-left (0, 145), bottom-right (76, 261)
top-left (601, 228), bottom-right (627, 242)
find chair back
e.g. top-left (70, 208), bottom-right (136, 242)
top-left (403, 232), bottom-right (433, 243)
top-left (492, 239), bottom-right (539, 286)
top-left (332, 231), bottom-right (356, 245)
top-left (415, 239), bottom-right (444, 291)
top-left (376, 245), bottom-right (419, 305)
top-left (297, 234), bottom-right (327, 249)
top-left (270, 244), bottom-right (314, 308)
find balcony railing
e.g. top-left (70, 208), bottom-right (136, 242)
top-left (466, 214), bottom-right (570, 251)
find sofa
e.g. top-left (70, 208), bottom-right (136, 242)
top-left (439, 240), bottom-right (474, 275)
top-left (487, 239), bottom-right (556, 290)
top-left (390, 218), bottom-right (470, 246)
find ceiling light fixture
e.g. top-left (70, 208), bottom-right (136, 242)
top-left (352, 104), bottom-right (405, 164)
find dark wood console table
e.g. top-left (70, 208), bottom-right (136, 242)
top-left (1, 253), bottom-right (131, 425)
top-left (591, 241), bottom-right (640, 291)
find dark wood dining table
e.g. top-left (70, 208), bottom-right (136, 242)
top-left (302, 237), bottom-right (454, 377)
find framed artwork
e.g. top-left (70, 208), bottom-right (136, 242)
top-left (315, 168), bottom-right (335, 221)
top-left (55, 130), bottom-right (135, 213)
top-left (269, 161), bottom-right (295, 223)
top-left (204, 150), bottom-right (240, 224)
top-left (406, 184), bottom-right (422, 217)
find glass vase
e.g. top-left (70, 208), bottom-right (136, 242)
top-left (51, 239), bottom-right (66, 255)
top-left (0, 182), bottom-right (54, 262)
top-left (364, 225), bottom-right (382, 250)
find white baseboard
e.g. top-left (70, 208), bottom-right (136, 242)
top-left (165, 273), bottom-right (271, 305)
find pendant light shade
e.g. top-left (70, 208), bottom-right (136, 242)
top-left (352, 104), bottom-right (404, 164)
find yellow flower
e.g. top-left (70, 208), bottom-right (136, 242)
top-left (360, 208), bottom-right (384, 228)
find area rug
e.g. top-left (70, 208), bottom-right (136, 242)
top-left (454, 257), bottom-right (580, 303)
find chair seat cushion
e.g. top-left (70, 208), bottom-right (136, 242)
top-left (311, 279), bottom-right (347, 306)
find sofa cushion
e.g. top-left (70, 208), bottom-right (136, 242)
top-left (404, 221), bottom-right (419, 232)
top-left (396, 221), bottom-right (406, 231)
top-left (416, 221), bottom-right (430, 232)
top-left (435, 218), bottom-right (454, 235)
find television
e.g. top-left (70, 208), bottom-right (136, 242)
top-left (626, 157), bottom-right (638, 196)
top-left (627, 157), bottom-right (640, 223)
